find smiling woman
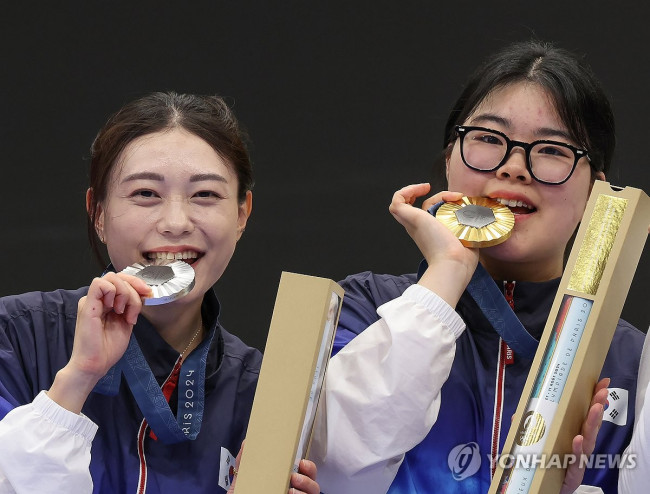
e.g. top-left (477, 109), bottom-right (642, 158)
top-left (93, 128), bottom-right (251, 346)
top-left (312, 40), bottom-right (644, 494)
top-left (0, 92), bottom-right (319, 494)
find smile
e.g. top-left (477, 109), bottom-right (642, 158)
top-left (494, 197), bottom-right (536, 215)
top-left (145, 251), bottom-right (201, 265)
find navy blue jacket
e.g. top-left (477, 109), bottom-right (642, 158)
top-left (333, 270), bottom-right (644, 494)
top-left (0, 287), bottom-right (262, 493)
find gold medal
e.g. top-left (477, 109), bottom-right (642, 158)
top-left (435, 196), bottom-right (515, 248)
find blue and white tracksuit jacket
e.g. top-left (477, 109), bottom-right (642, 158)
top-left (332, 270), bottom-right (644, 494)
top-left (0, 287), bottom-right (261, 493)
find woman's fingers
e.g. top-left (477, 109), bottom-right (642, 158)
top-left (298, 459), bottom-right (317, 479)
top-left (591, 378), bottom-right (610, 407)
top-left (89, 272), bottom-right (151, 324)
top-left (560, 435), bottom-right (586, 493)
top-left (581, 402), bottom-right (605, 455)
top-left (560, 380), bottom-right (609, 494)
top-left (389, 184), bottom-right (437, 229)
top-left (289, 459), bottom-right (320, 494)
top-left (390, 183), bottom-right (431, 207)
top-left (581, 378), bottom-right (608, 455)
top-left (114, 273), bottom-right (151, 324)
top-left (72, 272), bottom-right (152, 372)
top-left (389, 184), bottom-right (467, 257)
top-left (421, 190), bottom-right (465, 211)
top-left (389, 184), bottom-right (465, 229)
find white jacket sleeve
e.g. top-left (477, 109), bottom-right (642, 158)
top-left (310, 284), bottom-right (466, 494)
top-left (0, 391), bottom-right (98, 494)
top-left (618, 332), bottom-right (650, 494)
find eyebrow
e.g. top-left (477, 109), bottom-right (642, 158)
top-left (189, 173), bottom-right (228, 183)
top-left (469, 113), bottom-right (574, 141)
top-left (121, 172), bottom-right (229, 184)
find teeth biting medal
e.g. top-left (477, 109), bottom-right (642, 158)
top-left (121, 259), bottom-right (196, 305)
top-left (435, 196), bottom-right (515, 248)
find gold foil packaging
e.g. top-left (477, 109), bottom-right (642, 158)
top-left (488, 182), bottom-right (650, 494)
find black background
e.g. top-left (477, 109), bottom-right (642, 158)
top-left (1, 1), bottom-right (648, 351)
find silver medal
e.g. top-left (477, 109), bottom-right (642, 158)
top-left (121, 260), bottom-right (196, 305)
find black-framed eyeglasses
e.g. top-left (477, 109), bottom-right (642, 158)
top-left (454, 125), bottom-right (590, 185)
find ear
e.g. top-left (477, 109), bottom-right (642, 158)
top-left (236, 190), bottom-right (253, 241)
top-left (86, 188), bottom-right (105, 243)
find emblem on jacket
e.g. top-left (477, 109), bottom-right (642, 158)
top-left (603, 387), bottom-right (628, 426)
top-left (219, 447), bottom-right (237, 489)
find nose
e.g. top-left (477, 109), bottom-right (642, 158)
top-left (157, 198), bottom-right (194, 236)
top-left (496, 146), bottom-right (532, 184)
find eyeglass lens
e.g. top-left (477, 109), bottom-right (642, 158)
top-left (461, 128), bottom-right (576, 183)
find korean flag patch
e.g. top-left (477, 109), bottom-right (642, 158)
top-left (603, 388), bottom-right (628, 426)
top-left (218, 447), bottom-right (237, 490)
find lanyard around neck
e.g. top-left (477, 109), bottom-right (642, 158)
top-left (93, 327), bottom-right (215, 444)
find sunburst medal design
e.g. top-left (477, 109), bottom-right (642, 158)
top-left (435, 196), bottom-right (515, 248)
top-left (121, 260), bottom-right (196, 305)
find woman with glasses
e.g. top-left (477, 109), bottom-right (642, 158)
top-left (312, 40), bottom-right (644, 494)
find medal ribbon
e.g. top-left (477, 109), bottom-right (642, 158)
top-left (419, 203), bottom-right (538, 359)
top-left (93, 327), bottom-right (215, 444)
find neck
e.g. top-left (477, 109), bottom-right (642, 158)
top-left (479, 255), bottom-right (563, 282)
top-left (141, 298), bottom-right (204, 354)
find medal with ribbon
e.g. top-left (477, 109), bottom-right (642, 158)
top-left (419, 201), bottom-right (538, 359)
top-left (93, 327), bottom-right (215, 443)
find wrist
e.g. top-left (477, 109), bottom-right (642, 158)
top-left (48, 365), bottom-right (101, 414)
top-left (418, 261), bottom-right (475, 308)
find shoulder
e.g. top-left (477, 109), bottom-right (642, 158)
top-left (603, 319), bottom-right (646, 379)
top-left (339, 271), bottom-right (417, 306)
top-left (0, 287), bottom-right (88, 329)
top-left (220, 327), bottom-right (263, 377)
top-left (610, 318), bottom-right (645, 357)
top-left (333, 271), bottom-right (417, 352)
top-left (0, 288), bottom-right (88, 403)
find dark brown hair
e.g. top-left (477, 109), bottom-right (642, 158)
top-left (87, 92), bottom-right (254, 265)
top-left (434, 40), bottom-right (615, 185)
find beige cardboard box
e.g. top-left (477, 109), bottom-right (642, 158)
top-left (489, 182), bottom-right (650, 494)
top-left (234, 272), bottom-right (344, 494)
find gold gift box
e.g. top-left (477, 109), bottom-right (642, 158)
top-left (234, 272), bottom-right (344, 493)
top-left (489, 181), bottom-right (650, 494)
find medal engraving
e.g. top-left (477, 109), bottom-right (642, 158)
top-left (134, 265), bottom-right (175, 286)
top-left (454, 204), bottom-right (496, 229)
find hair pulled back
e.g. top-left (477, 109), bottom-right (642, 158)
top-left (87, 92), bottom-right (254, 265)
top-left (442, 41), bottom-right (615, 177)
